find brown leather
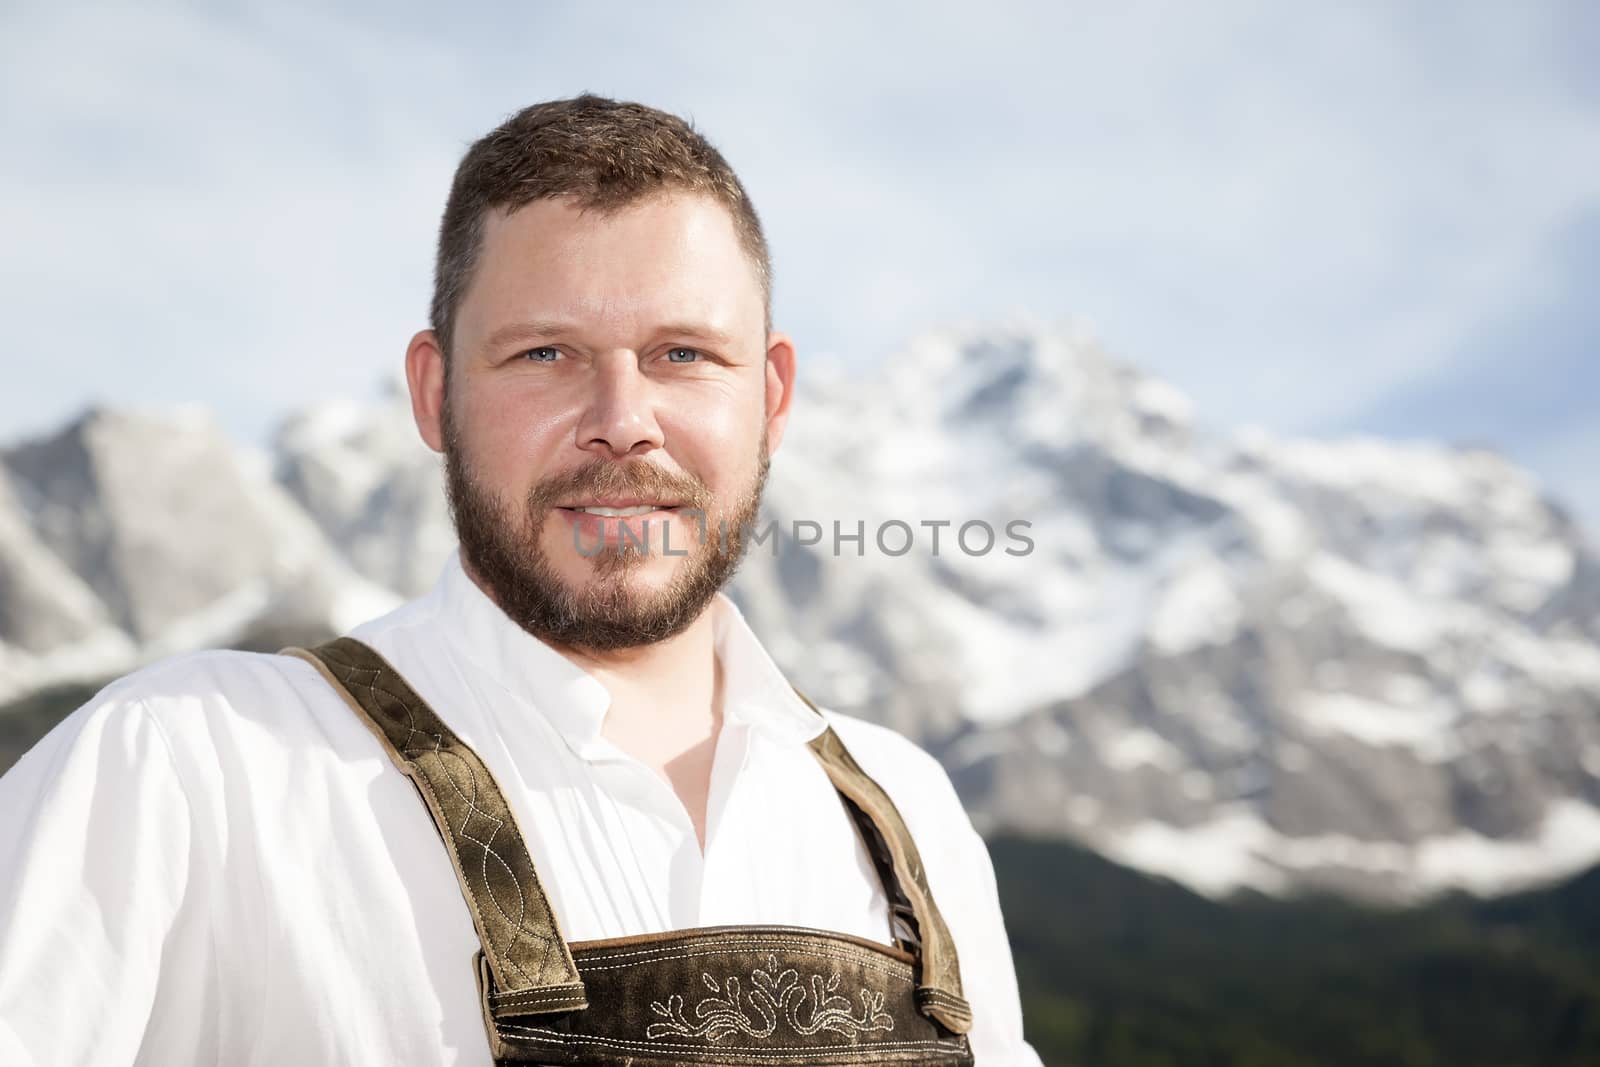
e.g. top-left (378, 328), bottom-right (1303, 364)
top-left (484, 926), bottom-right (973, 1065)
top-left (283, 638), bottom-right (588, 1009)
top-left (800, 697), bottom-right (974, 1035)
top-left (284, 637), bottom-right (975, 1064)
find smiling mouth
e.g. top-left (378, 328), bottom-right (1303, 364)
top-left (558, 504), bottom-right (682, 517)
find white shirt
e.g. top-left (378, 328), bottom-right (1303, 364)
top-left (0, 552), bottom-right (1041, 1065)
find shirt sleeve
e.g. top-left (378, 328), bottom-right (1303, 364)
top-left (938, 819), bottom-right (1046, 1066)
top-left (0, 689), bottom-right (199, 1066)
top-left (826, 713), bottom-right (1046, 1066)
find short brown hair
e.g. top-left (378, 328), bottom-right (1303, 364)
top-left (430, 94), bottom-right (773, 365)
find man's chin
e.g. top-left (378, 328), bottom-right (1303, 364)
top-left (549, 565), bottom-right (679, 606)
top-left (521, 558), bottom-right (719, 653)
top-left (550, 528), bottom-right (716, 579)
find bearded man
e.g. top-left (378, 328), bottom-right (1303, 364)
top-left (0, 94), bottom-right (1041, 1066)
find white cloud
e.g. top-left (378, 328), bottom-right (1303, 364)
top-left (1, 0), bottom-right (1595, 523)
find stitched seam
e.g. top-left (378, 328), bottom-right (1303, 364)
top-left (491, 990), bottom-right (588, 1001)
top-left (578, 947), bottom-right (912, 979)
top-left (495, 1026), bottom-right (965, 1055)
top-left (338, 656), bottom-right (557, 987)
top-left (490, 993), bottom-right (588, 1009)
top-left (428, 743), bottom-right (535, 984)
top-left (575, 931), bottom-right (911, 959)
top-left (490, 985), bottom-right (587, 1000)
top-left (922, 1001), bottom-right (971, 1017)
top-left (342, 657), bottom-right (536, 982)
top-left (571, 923), bottom-right (918, 964)
top-left (575, 938), bottom-right (913, 976)
top-left (492, 1003), bottom-right (588, 1014)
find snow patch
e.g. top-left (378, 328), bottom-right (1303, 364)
top-left (1296, 692), bottom-right (1460, 759)
top-left (1308, 553), bottom-right (1445, 653)
top-left (1150, 562), bottom-right (1240, 655)
top-left (1412, 800), bottom-right (1600, 896)
top-left (1103, 800), bottom-right (1600, 900)
top-left (1102, 809), bottom-right (1289, 897)
top-left (1102, 728), bottom-right (1186, 772)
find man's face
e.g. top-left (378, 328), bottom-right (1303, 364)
top-left (422, 191), bottom-right (791, 652)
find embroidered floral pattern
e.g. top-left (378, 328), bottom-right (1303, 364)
top-left (646, 953), bottom-right (896, 1042)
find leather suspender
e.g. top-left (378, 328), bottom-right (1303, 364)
top-left (285, 638), bottom-right (588, 1011)
top-left (800, 702), bottom-right (975, 1035)
top-left (283, 637), bottom-right (973, 1036)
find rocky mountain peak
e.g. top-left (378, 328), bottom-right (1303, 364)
top-left (1, 321), bottom-right (1595, 902)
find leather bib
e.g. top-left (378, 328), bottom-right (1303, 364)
top-left (285, 637), bottom-right (975, 1066)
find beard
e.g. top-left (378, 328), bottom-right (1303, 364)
top-left (441, 404), bottom-right (770, 653)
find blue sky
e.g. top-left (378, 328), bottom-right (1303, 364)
top-left (2, 1), bottom-right (1596, 528)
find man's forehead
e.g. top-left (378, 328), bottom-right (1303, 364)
top-left (461, 193), bottom-right (761, 346)
top-left (479, 190), bottom-right (740, 267)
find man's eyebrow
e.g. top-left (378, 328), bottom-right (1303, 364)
top-left (480, 320), bottom-right (738, 351)
top-left (651, 321), bottom-right (737, 347)
top-left (481, 320), bottom-right (579, 350)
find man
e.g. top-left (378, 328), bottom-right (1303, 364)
top-left (0, 95), bottom-right (1041, 1064)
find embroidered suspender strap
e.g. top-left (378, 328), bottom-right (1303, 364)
top-left (282, 637), bottom-right (588, 1014)
top-left (794, 690), bottom-right (976, 1037)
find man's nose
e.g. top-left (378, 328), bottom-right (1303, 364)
top-left (574, 352), bottom-right (665, 459)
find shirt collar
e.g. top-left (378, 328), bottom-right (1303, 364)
top-left (428, 550), bottom-right (827, 758)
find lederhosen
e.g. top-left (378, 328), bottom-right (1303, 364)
top-left (284, 638), bottom-right (976, 1066)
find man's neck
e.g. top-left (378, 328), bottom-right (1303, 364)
top-left (457, 559), bottom-right (724, 740)
top-left (461, 560), bottom-right (728, 851)
top-left (558, 609), bottom-right (722, 741)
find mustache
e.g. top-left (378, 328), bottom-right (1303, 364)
top-left (526, 458), bottom-right (714, 513)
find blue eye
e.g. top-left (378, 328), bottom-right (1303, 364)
top-left (665, 347), bottom-right (701, 363)
top-left (522, 347), bottom-right (561, 362)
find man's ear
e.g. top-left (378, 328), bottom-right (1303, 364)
top-left (763, 330), bottom-right (797, 456)
top-left (405, 329), bottom-right (447, 454)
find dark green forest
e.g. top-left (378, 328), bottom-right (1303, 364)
top-left (992, 834), bottom-right (1600, 1067)
top-left (6, 687), bottom-right (1598, 1067)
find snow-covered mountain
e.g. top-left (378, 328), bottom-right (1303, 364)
top-left (0, 407), bottom-right (397, 699)
top-left (4, 317), bottom-right (1597, 902)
